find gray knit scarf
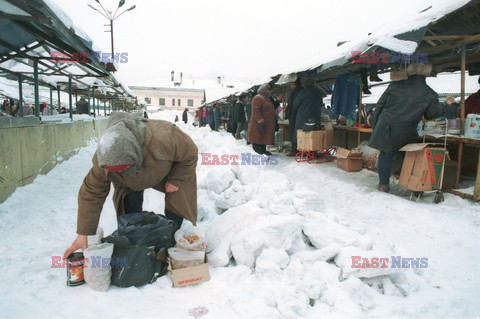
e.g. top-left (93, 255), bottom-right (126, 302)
top-left (97, 112), bottom-right (147, 176)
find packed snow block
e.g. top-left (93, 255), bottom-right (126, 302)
top-left (298, 244), bottom-right (343, 263)
top-left (302, 215), bottom-right (372, 250)
top-left (197, 189), bottom-right (220, 221)
top-left (205, 201), bottom-right (268, 267)
top-left (231, 163), bottom-right (260, 185)
top-left (214, 180), bottom-right (248, 210)
top-left (204, 166), bottom-right (236, 194)
top-left (337, 277), bottom-right (376, 311)
top-left (230, 215), bottom-right (302, 268)
top-left (255, 248), bottom-right (290, 275)
top-left (334, 246), bottom-right (403, 279)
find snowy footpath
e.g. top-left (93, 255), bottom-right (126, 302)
top-left (0, 110), bottom-right (479, 319)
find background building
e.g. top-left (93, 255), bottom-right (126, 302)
top-left (130, 85), bottom-right (205, 111)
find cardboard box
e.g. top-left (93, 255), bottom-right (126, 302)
top-left (336, 148), bottom-right (363, 172)
top-left (398, 143), bottom-right (446, 191)
top-left (169, 255), bottom-right (210, 288)
top-left (297, 129), bottom-right (334, 151)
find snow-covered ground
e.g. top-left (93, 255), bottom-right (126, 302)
top-left (0, 110), bottom-right (479, 319)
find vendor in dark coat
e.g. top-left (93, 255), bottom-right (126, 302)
top-left (182, 108), bottom-right (188, 123)
top-left (233, 95), bottom-right (246, 139)
top-left (368, 63), bottom-right (442, 193)
top-left (292, 77), bottom-right (323, 150)
top-left (442, 96), bottom-right (459, 119)
top-left (285, 79), bottom-right (304, 155)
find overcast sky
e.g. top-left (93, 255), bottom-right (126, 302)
top-left (53, 0), bottom-right (461, 86)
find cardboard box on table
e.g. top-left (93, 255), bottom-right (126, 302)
top-left (336, 148), bottom-right (363, 172)
top-left (169, 255), bottom-right (210, 288)
top-left (398, 143), bottom-right (447, 191)
top-left (297, 126), bottom-right (334, 151)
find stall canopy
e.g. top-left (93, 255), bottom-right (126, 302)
top-left (277, 0), bottom-right (480, 85)
top-left (0, 0), bottom-right (134, 110)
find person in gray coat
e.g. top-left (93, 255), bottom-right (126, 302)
top-left (368, 63), bottom-right (442, 193)
top-left (292, 77), bottom-right (323, 150)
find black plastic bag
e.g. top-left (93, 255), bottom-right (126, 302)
top-left (103, 211), bottom-right (175, 288)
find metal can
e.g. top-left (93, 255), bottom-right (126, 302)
top-left (67, 252), bottom-right (85, 287)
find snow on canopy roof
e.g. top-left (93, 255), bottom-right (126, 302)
top-left (43, 0), bottom-right (93, 47)
top-left (277, 0), bottom-right (472, 83)
top-left (0, 0), bottom-right (134, 100)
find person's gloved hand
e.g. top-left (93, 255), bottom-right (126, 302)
top-left (258, 122), bottom-right (266, 133)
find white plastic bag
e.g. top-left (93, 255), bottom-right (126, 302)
top-left (168, 247), bottom-right (205, 270)
top-left (174, 226), bottom-right (207, 251)
top-left (87, 227), bottom-right (104, 246)
top-left (84, 243), bottom-right (114, 292)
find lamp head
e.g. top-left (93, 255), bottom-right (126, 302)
top-left (118, 0), bottom-right (125, 8)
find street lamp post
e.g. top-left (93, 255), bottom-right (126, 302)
top-left (88, 0), bottom-right (136, 61)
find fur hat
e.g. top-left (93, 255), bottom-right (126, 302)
top-left (301, 76), bottom-right (315, 87)
top-left (97, 112), bottom-right (146, 176)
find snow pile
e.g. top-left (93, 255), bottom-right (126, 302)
top-left (162, 113), bottom-right (430, 317)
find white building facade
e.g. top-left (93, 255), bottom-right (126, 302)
top-left (130, 86), bottom-right (205, 111)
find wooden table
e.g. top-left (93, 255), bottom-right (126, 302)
top-left (333, 126), bottom-right (372, 149)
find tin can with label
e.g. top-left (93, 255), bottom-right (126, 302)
top-left (67, 252), bottom-right (85, 287)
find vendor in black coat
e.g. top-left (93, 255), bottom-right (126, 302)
top-left (292, 77), bottom-right (323, 152)
top-left (233, 95), bottom-right (247, 139)
top-left (285, 78), bottom-right (303, 156)
top-left (368, 63), bottom-right (442, 193)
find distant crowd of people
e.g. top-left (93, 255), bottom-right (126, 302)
top-left (193, 105), bottom-right (221, 131)
top-left (0, 96), bottom-right (98, 118)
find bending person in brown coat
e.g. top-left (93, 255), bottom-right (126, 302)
top-left (64, 112), bottom-right (198, 258)
top-left (248, 83), bottom-right (275, 155)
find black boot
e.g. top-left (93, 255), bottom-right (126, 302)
top-left (359, 68), bottom-right (371, 95)
top-left (369, 66), bottom-right (383, 82)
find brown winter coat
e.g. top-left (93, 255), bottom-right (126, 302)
top-left (248, 94), bottom-right (275, 145)
top-left (77, 120), bottom-right (198, 235)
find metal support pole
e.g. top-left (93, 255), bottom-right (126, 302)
top-left (33, 59), bottom-right (40, 117)
top-left (92, 87), bottom-right (96, 118)
top-left (50, 87), bottom-right (53, 115)
top-left (111, 20), bottom-right (115, 60)
top-left (104, 94), bottom-right (106, 116)
top-left (18, 74), bottom-right (23, 117)
top-left (57, 87), bottom-right (61, 111)
top-left (68, 76), bottom-right (73, 120)
top-left (87, 85), bottom-right (91, 115)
